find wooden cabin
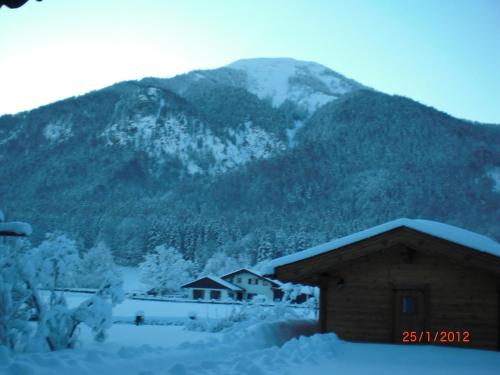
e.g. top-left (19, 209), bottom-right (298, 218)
top-left (264, 218), bottom-right (500, 350)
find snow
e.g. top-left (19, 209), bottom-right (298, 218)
top-left (43, 119), bottom-right (73, 143)
top-left (262, 218), bottom-right (500, 274)
top-left (227, 57), bottom-right (364, 113)
top-left (58, 292), bottom-right (239, 323)
top-left (0, 221), bottom-right (32, 236)
top-left (487, 167), bottom-right (500, 193)
top-left (78, 324), bottom-right (216, 349)
top-left (102, 116), bottom-right (285, 175)
top-left (1, 290), bottom-right (498, 374)
top-left (183, 276), bottom-right (243, 291)
top-left (228, 58), bottom-right (300, 107)
top-left (117, 266), bottom-right (149, 292)
top-left (2, 318), bottom-right (499, 375)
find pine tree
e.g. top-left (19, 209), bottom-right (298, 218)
top-left (145, 222), bottom-right (163, 253)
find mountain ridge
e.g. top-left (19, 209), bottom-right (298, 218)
top-left (1, 58), bottom-right (499, 266)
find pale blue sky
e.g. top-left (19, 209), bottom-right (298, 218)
top-left (1, 0), bottom-right (499, 123)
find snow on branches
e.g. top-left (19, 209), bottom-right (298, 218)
top-left (0, 228), bottom-right (124, 352)
top-left (139, 245), bottom-right (194, 295)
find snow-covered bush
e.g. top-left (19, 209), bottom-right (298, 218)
top-left (0, 228), bottom-right (124, 352)
top-left (29, 233), bottom-right (81, 289)
top-left (184, 294), bottom-right (317, 334)
top-left (184, 282), bottom-right (319, 334)
top-left (79, 241), bottom-right (121, 289)
top-left (139, 245), bottom-right (193, 295)
top-left (26, 233), bottom-right (125, 350)
top-left (0, 242), bottom-right (34, 351)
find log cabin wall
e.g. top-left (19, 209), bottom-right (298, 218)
top-left (324, 246), bottom-right (500, 350)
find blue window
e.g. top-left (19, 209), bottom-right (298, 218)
top-left (402, 296), bottom-right (417, 314)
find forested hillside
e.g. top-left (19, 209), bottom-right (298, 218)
top-left (1, 59), bottom-right (498, 267)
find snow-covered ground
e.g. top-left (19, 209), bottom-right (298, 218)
top-left (2, 319), bottom-right (499, 375)
top-left (78, 324), bottom-right (216, 350)
top-left (7, 267), bottom-right (500, 375)
top-left (60, 291), bottom-right (243, 324)
top-left (12, 270), bottom-right (495, 375)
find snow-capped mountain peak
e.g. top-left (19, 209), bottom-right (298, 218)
top-left (226, 57), bottom-right (365, 113)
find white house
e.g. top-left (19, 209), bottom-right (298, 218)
top-left (220, 268), bottom-right (283, 301)
top-left (181, 268), bottom-right (284, 302)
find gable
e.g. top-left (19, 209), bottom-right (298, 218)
top-left (222, 268), bottom-right (280, 287)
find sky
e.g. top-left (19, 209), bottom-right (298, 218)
top-left (0, 0), bottom-right (499, 123)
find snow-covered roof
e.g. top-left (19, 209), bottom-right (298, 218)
top-left (0, 221), bottom-right (32, 236)
top-left (262, 218), bottom-right (500, 275)
top-left (221, 268), bottom-right (282, 286)
top-left (181, 275), bottom-right (243, 291)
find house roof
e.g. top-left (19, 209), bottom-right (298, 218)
top-left (181, 275), bottom-right (243, 291)
top-left (0, 222), bottom-right (32, 237)
top-left (262, 218), bottom-right (500, 275)
top-left (221, 268), bottom-right (282, 287)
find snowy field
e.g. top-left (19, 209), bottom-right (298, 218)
top-left (59, 291), bottom-right (249, 325)
top-left (2, 269), bottom-right (498, 374)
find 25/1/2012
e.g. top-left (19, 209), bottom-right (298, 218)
top-left (402, 331), bottom-right (470, 343)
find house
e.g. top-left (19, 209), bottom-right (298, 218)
top-left (181, 268), bottom-right (283, 302)
top-left (181, 275), bottom-right (244, 301)
top-left (263, 218), bottom-right (500, 351)
top-left (220, 268), bottom-right (283, 301)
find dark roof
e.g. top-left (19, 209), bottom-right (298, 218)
top-left (0, 230), bottom-right (26, 237)
top-left (181, 276), bottom-right (243, 291)
top-left (221, 268), bottom-right (281, 287)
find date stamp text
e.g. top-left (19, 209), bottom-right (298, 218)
top-left (401, 331), bottom-right (470, 344)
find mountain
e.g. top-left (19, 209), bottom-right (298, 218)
top-left (1, 58), bottom-right (499, 266)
